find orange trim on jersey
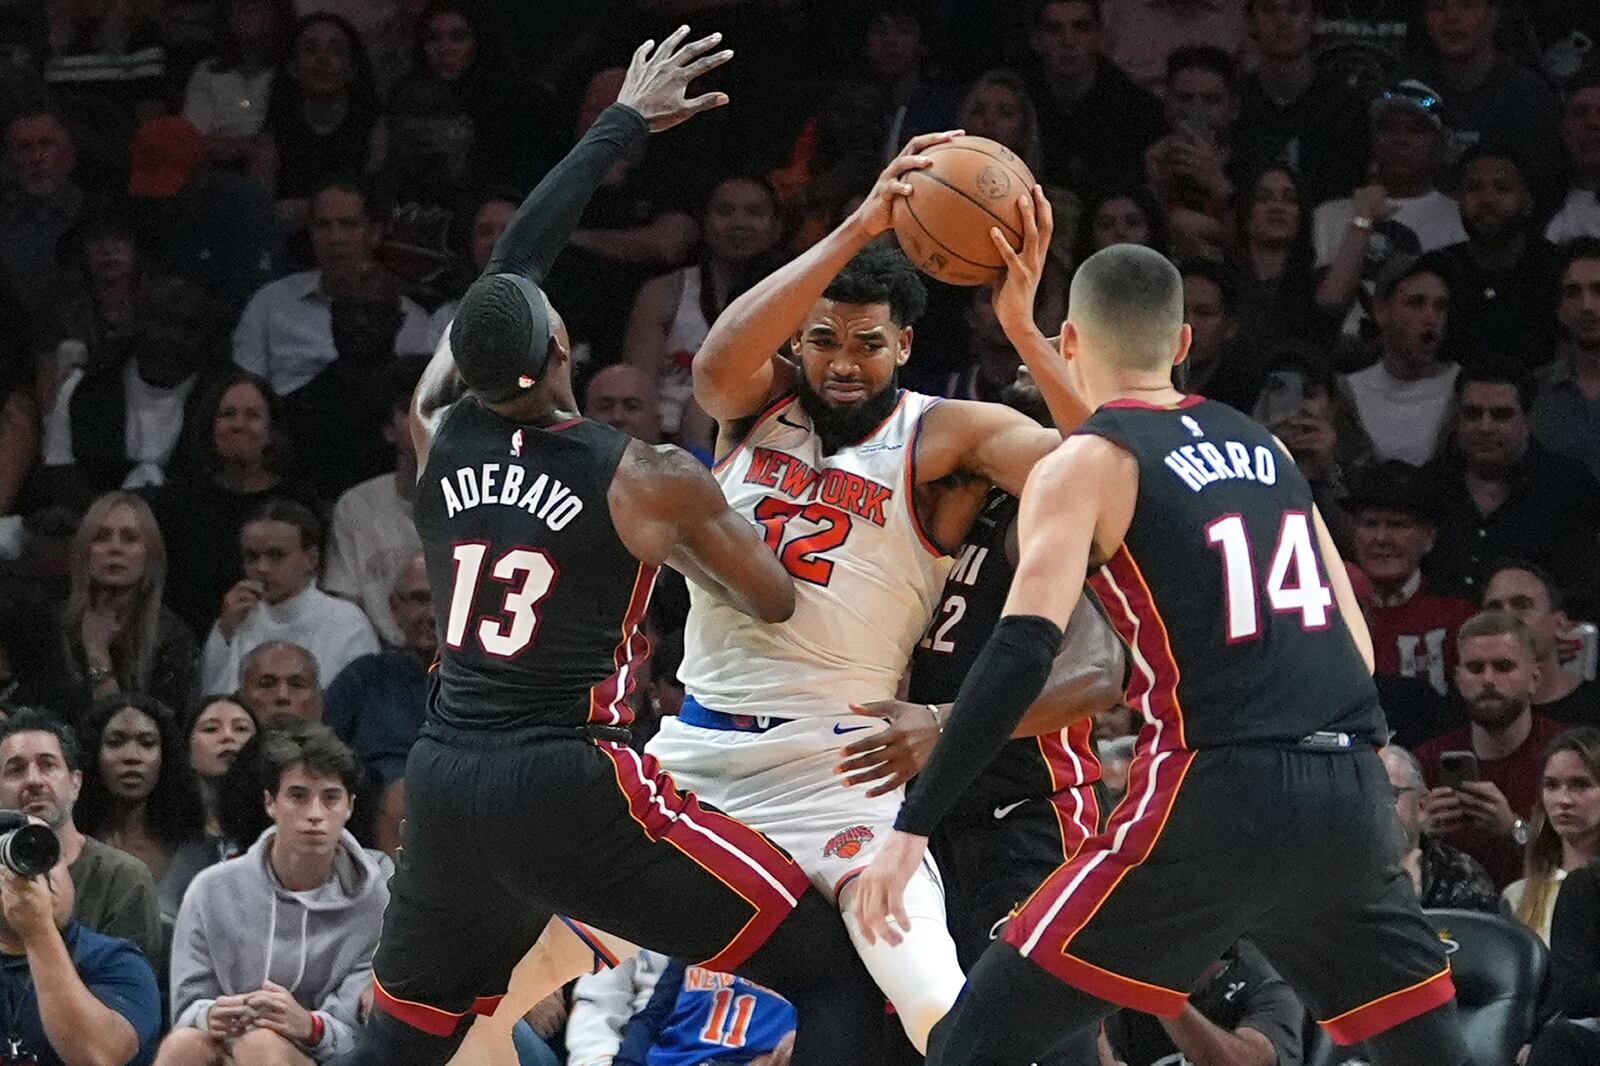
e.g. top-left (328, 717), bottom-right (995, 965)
top-left (1053, 950), bottom-right (1190, 1017)
top-left (904, 395), bottom-right (947, 557)
top-left (1038, 723), bottom-right (1101, 860)
top-left (1003, 749), bottom-right (1195, 998)
top-left (562, 918), bottom-right (623, 969)
top-left (1089, 548), bottom-right (1187, 752)
top-left (712, 392), bottom-right (796, 474)
top-left (1320, 966), bottom-right (1456, 1046)
top-left (586, 563), bottom-right (658, 727)
top-left (371, 977), bottom-right (505, 1037)
top-left (596, 741), bottom-right (809, 973)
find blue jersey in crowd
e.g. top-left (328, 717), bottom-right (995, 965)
top-left (0, 922), bottom-right (162, 1066)
top-left (620, 960), bottom-right (796, 1066)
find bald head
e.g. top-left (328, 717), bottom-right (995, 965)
top-left (1067, 245), bottom-right (1185, 372)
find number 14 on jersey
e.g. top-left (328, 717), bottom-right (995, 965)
top-left (1205, 511), bottom-right (1333, 642)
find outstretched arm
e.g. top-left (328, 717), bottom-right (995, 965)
top-left (693, 131), bottom-right (961, 425)
top-left (853, 435), bottom-right (1137, 943)
top-left (613, 441), bottom-right (795, 623)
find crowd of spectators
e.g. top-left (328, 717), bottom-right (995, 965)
top-left (0, 0), bottom-right (1596, 1063)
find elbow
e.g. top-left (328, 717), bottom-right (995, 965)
top-left (758, 579), bottom-right (797, 624)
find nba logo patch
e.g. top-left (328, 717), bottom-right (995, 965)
top-left (823, 825), bottom-right (874, 860)
top-left (511, 429), bottom-right (524, 457)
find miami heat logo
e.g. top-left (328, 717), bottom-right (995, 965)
top-left (510, 429), bottom-right (524, 457)
top-left (823, 825), bottom-right (874, 860)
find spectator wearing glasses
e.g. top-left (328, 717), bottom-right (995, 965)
top-left (1313, 81), bottom-right (1465, 331)
top-left (1381, 744), bottom-right (1500, 912)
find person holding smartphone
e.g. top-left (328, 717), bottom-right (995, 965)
top-left (1416, 610), bottom-right (1569, 887)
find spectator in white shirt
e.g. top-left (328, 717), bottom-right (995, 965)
top-left (1313, 80), bottom-right (1466, 332)
top-left (202, 499), bottom-right (378, 694)
top-left (232, 179), bottom-right (434, 396)
top-left (1340, 258), bottom-right (1460, 466)
top-left (1546, 71), bottom-right (1600, 245)
top-left (321, 355), bottom-right (426, 644)
top-left (182, 0), bottom-right (294, 166)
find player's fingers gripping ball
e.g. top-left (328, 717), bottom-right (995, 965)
top-left (891, 134), bottom-right (1038, 287)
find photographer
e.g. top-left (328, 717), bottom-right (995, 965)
top-left (0, 815), bottom-right (162, 1066)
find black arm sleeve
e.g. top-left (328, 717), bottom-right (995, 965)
top-left (1550, 862), bottom-right (1600, 1018)
top-left (483, 103), bottom-right (650, 283)
top-left (896, 614), bottom-right (1063, 837)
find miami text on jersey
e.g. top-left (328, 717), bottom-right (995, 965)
top-left (1163, 440), bottom-right (1280, 494)
top-left (439, 462), bottom-right (585, 531)
top-left (741, 446), bottom-right (894, 527)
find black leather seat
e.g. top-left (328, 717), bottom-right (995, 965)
top-left (1303, 909), bottom-right (1548, 1066)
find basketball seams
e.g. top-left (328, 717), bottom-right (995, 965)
top-left (901, 196), bottom-right (1004, 273)
top-left (909, 165), bottom-right (1026, 242)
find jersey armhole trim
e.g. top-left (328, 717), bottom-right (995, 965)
top-left (905, 396), bottom-right (948, 558)
top-left (712, 391), bottom-right (796, 474)
top-left (1100, 395), bottom-right (1205, 412)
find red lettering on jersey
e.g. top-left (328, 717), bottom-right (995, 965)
top-left (859, 482), bottom-right (892, 525)
top-left (684, 968), bottom-right (735, 991)
top-left (744, 448), bottom-right (893, 526)
top-left (778, 455), bottom-right (819, 499)
top-left (819, 469), bottom-right (848, 507)
top-left (744, 449), bottom-right (782, 489)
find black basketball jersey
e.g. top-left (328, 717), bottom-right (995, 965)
top-left (1078, 397), bottom-right (1383, 751)
top-left (909, 489), bottom-right (1100, 810)
top-left (413, 400), bottom-right (656, 731)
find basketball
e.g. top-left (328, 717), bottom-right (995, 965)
top-left (891, 135), bottom-right (1037, 287)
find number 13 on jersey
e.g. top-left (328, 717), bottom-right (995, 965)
top-left (1205, 511), bottom-right (1333, 643)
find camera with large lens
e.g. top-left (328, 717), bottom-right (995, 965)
top-left (0, 810), bottom-right (59, 877)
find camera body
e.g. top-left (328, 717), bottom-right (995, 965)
top-left (0, 811), bottom-right (59, 878)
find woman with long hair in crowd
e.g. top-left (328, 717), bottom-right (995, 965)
top-left (1505, 727), bottom-right (1600, 944)
top-left (623, 175), bottom-right (785, 457)
top-left (249, 12), bottom-right (379, 232)
top-left (1075, 185), bottom-right (1169, 264)
top-left (185, 692), bottom-right (258, 841)
top-left (76, 692), bottom-right (211, 918)
top-left (148, 369), bottom-right (314, 637)
top-left (63, 491), bottom-right (197, 713)
top-left (182, 0), bottom-right (295, 165)
top-left (1234, 165), bottom-right (1325, 358)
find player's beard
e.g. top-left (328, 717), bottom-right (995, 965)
top-left (795, 370), bottom-right (900, 454)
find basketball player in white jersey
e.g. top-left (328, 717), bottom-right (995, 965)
top-left (644, 132), bottom-right (1089, 1051)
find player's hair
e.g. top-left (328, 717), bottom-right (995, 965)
top-left (1518, 727), bottom-right (1600, 933)
top-left (1067, 245), bottom-right (1184, 371)
top-left (1176, 257), bottom-right (1240, 315)
top-left (242, 640), bottom-right (321, 688)
top-left (1165, 45), bottom-right (1238, 92)
top-left (1560, 236), bottom-right (1600, 277)
top-left (260, 720), bottom-right (360, 796)
top-left (1456, 609), bottom-right (1538, 658)
top-left (244, 498), bottom-right (322, 551)
top-left (1481, 559), bottom-right (1564, 612)
top-left (824, 243), bottom-right (928, 327)
top-left (1452, 365), bottom-right (1534, 414)
top-left (451, 274), bottom-right (554, 400)
top-left (0, 709), bottom-right (81, 774)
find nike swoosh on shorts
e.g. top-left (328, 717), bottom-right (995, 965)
top-left (993, 799), bottom-right (1028, 820)
top-left (832, 724), bottom-right (874, 735)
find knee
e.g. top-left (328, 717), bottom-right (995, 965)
top-left (154, 1027), bottom-right (221, 1066)
top-left (228, 1028), bottom-right (311, 1066)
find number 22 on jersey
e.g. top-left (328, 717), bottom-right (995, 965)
top-left (444, 543), bottom-right (558, 657)
top-left (1205, 511), bottom-right (1333, 643)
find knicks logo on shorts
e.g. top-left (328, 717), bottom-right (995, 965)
top-left (823, 825), bottom-right (874, 860)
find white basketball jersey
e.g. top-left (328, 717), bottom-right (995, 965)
top-left (680, 390), bottom-right (953, 719)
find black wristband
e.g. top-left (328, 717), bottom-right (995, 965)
top-left (896, 614), bottom-right (1063, 837)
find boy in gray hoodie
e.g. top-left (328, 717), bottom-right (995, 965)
top-left (157, 723), bottom-right (390, 1065)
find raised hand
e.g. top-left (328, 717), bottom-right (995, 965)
top-left (849, 130), bottom-right (963, 237)
top-left (618, 26), bottom-right (734, 133)
top-left (990, 186), bottom-right (1054, 332)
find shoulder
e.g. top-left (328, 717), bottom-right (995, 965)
top-left (618, 440), bottom-right (716, 497)
top-left (82, 838), bottom-right (158, 888)
top-left (69, 923), bottom-right (158, 976)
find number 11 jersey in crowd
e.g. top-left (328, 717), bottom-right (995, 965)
top-left (413, 399), bottom-right (655, 731)
top-left (1077, 396), bottom-right (1384, 752)
top-left (680, 390), bottom-right (952, 720)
